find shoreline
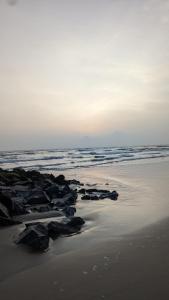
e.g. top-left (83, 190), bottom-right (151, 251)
top-left (1, 158), bottom-right (169, 299)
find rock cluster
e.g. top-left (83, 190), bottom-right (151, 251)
top-left (79, 188), bottom-right (119, 201)
top-left (0, 167), bottom-right (119, 252)
top-left (0, 168), bottom-right (79, 226)
top-left (16, 217), bottom-right (85, 251)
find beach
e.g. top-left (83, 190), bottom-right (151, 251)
top-left (1, 158), bottom-right (169, 299)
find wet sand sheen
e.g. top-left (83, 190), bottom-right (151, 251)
top-left (1, 159), bottom-right (169, 299)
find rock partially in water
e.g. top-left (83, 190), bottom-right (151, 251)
top-left (16, 223), bottom-right (49, 251)
top-left (67, 217), bottom-right (85, 228)
top-left (100, 190), bottom-right (119, 200)
top-left (81, 188), bottom-right (119, 201)
top-left (48, 217), bottom-right (85, 239)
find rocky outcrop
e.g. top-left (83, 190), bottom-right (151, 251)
top-left (16, 217), bottom-right (85, 251)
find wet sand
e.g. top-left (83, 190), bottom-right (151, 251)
top-left (1, 158), bottom-right (169, 299)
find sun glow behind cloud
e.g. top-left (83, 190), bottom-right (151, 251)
top-left (0, 0), bottom-right (169, 149)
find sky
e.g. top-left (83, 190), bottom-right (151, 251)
top-left (0, 0), bottom-right (169, 150)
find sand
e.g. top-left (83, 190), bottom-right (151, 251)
top-left (1, 158), bottom-right (169, 299)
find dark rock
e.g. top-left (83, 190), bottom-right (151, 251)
top-left (90, 195), bottom-right (99, 200)
top-left (11, 200), bottom-right (28, 215)
top-left (45, 185), bottom-right (59, 199)
top-left (16, 223), bottom-right (49, 251)
top-left (86, 188), bottom-right (98, 194)
top-left (100, 190), bottom-right (119, 200)
top-left (27, 191), bottom-right (50, 205)
top-left (48, 217), bottom-right (85, 239)
top-left (48, 221), bottom-right (74, 239)
top-left (78, 188), bottom-right (86, 194)
top-left (26, 170), bottom-right (42, 180)
top-left (54, 174), bottom-right (65, 185)
top-left (64, 191), bottom-right (78, 205)
top-left (63, 206), bottom-right (76, 217)
top-left (109, 191), bottom-right (119, 200)
top-left (67, 217), bottom-right (85, 228)
top-left (13, 168), bottom-right (27, 177)
top-left (81, 195), bottom-right (91, 200)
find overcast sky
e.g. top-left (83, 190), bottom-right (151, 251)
top-left (0, 0), bottom-right (169, 150)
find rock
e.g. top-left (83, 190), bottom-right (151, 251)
top-left (90, 195), bottom-right (99, 200)
top-left (64, 191), bottom-right (78, 205)
top-left (109, 191), bottom-right (119, 200)
top-left (100, 190), bottom-right (119, 200)
top-left (48, 221), bottom-right (74, 239)
top-left (45, 185), bottom-right (59, 199)
top-left (27, 191), bottom-right (50, 205)
top-left (16, 223), bottom-right (49, 251)
top-left (78, 188), bottom-right (86, 194)
top-left (63, 206), bottom-right (76, 217)
top-left (67, 217), bottom-right (85, 228)
top-left (48, 217), bottom-right (85, 239)
top-left (54, 174), bottom-right (65, 185)
top-left (81, 195), bottom-right (91, 200)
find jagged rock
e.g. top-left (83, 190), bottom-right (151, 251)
top-left (16, 223), bottom-right (49, 251)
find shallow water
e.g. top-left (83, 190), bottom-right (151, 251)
top-left (1, 159), bottom-right (169, 283)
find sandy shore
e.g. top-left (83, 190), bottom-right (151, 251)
top-left (1, 158), bottom-right (169, 299)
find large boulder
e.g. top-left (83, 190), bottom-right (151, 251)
top-left (48, 221), bottom-right (74, 239)
top-left (16, 223), bottom-right (49, 251)
top-left (48, 217), bottom-right (85, 239)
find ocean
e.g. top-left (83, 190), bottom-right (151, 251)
top-left (0, 145), bottom-right (169, 172)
